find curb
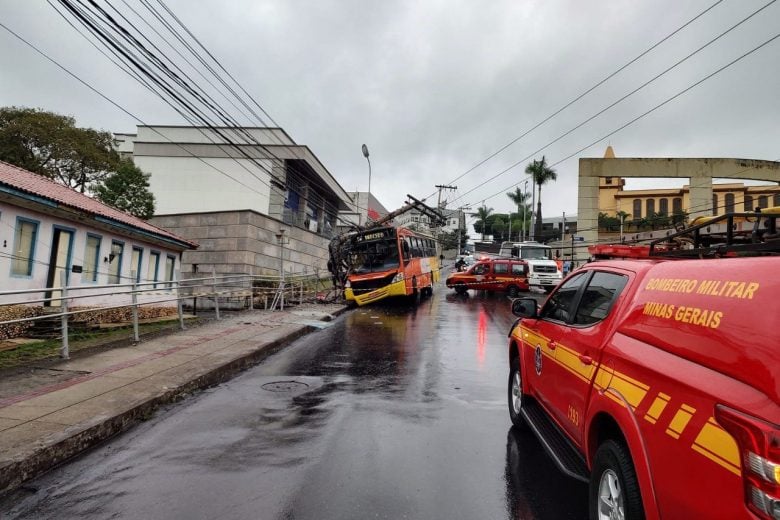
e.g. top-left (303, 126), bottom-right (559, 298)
top-left (0, 306), bottom-right (349, 496)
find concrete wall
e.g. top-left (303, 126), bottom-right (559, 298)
top-left (150, 210), bottom-right (330, 279)
top-left (134, 155), bottom-right (273, 215)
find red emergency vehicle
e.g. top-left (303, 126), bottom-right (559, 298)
top-left (445, 258), bottom-right (529, 297)
top-left (508, 209), bottom-right (780, 519)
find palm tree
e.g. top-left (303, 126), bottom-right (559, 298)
top-left (506, 187), bottom-right (531, 241)
top-left (475, 206), bottom-right (493, 241)
top-left (525, 156), bottom-right (557, 241)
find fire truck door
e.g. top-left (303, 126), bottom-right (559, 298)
top-left (553, 271), bottom-right (629, 443)
top-left (527, 272), bottom-right (591, 437)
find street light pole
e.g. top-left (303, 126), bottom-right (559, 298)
top-left (362, 144), bottom-right (371, 196)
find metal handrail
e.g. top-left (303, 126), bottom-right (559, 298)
top-left (0, 269), bottom-right (332, 359)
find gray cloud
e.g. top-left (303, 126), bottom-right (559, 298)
top-left (1, 0), bottom-right (778, 220)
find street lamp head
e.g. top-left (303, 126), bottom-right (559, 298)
top-left (361, 144), bottom-right (369, 158)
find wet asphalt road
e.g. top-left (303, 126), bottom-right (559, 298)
top-left (1, 281), bottom-right (588, 520)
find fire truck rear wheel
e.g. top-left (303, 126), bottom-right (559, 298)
top-left (589, 439), bottom-right (644, 520)
top-left (455, 283), bottom-right (467, 295)
top-left (507, 285), bottom-right (520, 298)
top-left (507, 356), bottom-right (527, 429)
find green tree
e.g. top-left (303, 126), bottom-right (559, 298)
top-left (474, 206), bottom-right (494, 241)
top-left (439, 228), bottom-right (469, 252)
top-left (93, 158), bottom-right (156, 219)
top-left (0, 106), bottom-right (119, 193)
top-left (491, 216), bottom-right (506, 240)
top-left (525, 156), bottom-right (557, 241)
top-left (598, 212), bottom-right (623, 232)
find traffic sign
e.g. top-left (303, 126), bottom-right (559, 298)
top-left (572, 235), bottom-right (584, 242)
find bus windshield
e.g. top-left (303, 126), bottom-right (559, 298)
top-left (350, 239), bottom-right (400, 273)
top-left (515, 246), bottom-right (553, 260)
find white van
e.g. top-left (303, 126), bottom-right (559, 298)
top-left (498, 241), bottom-right (562, 292)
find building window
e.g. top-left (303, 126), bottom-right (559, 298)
top-left (108, 240), bottom-right (124, 284)
top-left (673, 198), bottom-right (683, 214)
top-left (148, 251), bottom-right (160, 288)
top-left (745, 195), bottom-right (754, 212)
top-left (646, 199), bottom-right (655, 217)
top-left (712, 194), bottom-right (718, 215)
top-left (605, 177), bottom-right (613, 184)
top-left (725, 193), bottom-right (735, 213)
top-left (758, 195), bottom-right (768, 209)
top-left (774, 193), bottom-right (780, 206)
top-left (131, 246), bottom-right (143, 283)
top-left (83, 234), bottom-right (101, 282)
top-left (12, 218), bottom-right (38, 277)
top-left (659, 198), bottom-right (668, 215)
top-left (165, 255), bottom-right (176, 289)
top-left (633, 199), bottom-right (642, 219)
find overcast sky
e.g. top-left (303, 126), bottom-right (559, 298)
top-left (2, 0), bottom-right (779, 222)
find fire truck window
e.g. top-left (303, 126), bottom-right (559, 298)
top-left (473, 264), bottom-right (488, 275)
top-left (402, 238), bottom-right (411, 260)
top-left (540, 272), bottom-right (589, 323)
top-left (511, 263), bottom-right (525, 275)
top-left (494, 263), bottom-right (509, 274)
top-left (573, 272), bottom-right (628, 325)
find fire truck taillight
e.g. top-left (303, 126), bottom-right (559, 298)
top-left (716, 404), bottom-right (780, 519)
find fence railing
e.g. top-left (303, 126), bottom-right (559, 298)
top-left (0, 269), bottom-right (333, 359)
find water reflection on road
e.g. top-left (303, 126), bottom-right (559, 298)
top-left (1, 284), bottom-right (587, 519)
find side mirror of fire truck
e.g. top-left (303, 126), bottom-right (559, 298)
top-left (511, 298), bottom-right (538, 318)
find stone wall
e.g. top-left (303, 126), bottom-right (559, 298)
top-left (150, 210), bottom-right (331, 279)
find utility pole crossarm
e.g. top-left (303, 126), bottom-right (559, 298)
top-left (434, 184), bottom-right (457, 210)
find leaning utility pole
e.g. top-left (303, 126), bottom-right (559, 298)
top-left (434, 184), bottom-right (457, 238)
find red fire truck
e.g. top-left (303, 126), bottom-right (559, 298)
top-left (508, 209), bottom-right (780, 519)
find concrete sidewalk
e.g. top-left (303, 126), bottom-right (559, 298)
top-left (0, 303), bottom-right (347, 495)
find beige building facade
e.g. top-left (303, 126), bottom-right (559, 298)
top-left (579, 146), bottom-right (780, 246)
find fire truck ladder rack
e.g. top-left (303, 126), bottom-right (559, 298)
top-left (649, 208), bottom-right (780, 258)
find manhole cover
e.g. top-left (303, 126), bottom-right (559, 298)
top-left (261, 381), bottom-right (309, 392)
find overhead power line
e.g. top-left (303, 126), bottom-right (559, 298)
top-left (0, 16), bottom-right (360, 235)
top-left (426, 0), bottom-right (727, 202)
top-left (451, 0), bottom-right (777, 209)
top-left (456, 29), bottom-right (780, 213)
top-left (44, 0), bottom-right (376, 228)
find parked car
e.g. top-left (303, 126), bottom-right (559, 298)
top-left (446, 258), bottom-right (529, 297)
